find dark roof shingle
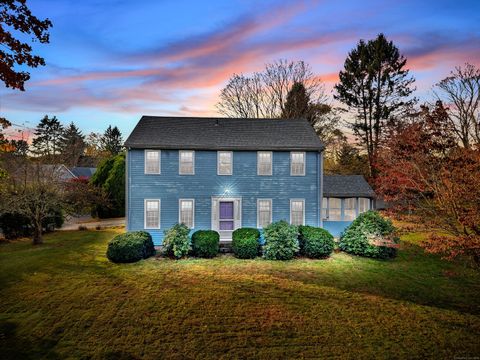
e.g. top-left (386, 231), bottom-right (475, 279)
top-left (323, 175), bottom-right (375, 198)
top-left (124, 116), bottom-right (324, 151)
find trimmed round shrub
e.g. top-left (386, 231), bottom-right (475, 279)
top-left (162, 223), bottom-right (191, 259)
top-left (232, 228), bottom-right (260, 259)
top-left (298, 225), bottom-right (334, 258)
top-left (191, 230), bottom-right (219, 258)
top-left (106, 231), bottom-right (155, 263)
top-left (339, 211), bottom-right (398, 259)
top-left (263, 220), bottom-right (299, 260)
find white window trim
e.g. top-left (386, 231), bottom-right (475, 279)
top-left (144, 199), bottom-right (161, 229)
top-left (257, 198), bottom-right (273, 228)
top-left (179, 150), bottom-right (195, 175)
top-left (326, 197), bottom-right (342, 221)
top-left (144, 149), bottom-right (161, 174)
top-left (322, 197), bottom-right (328, 221)
top-left (358, 197), bottom-right (371, 214)
top-left (178, 199), bottom-right (195, 228)
top-left (211, 196), bottom-right (242, 236)
top-left (290, 151), bottom-right (306, 176)
top-left (290, 199), bottom-right (305, 226)
top-left (257, 151), bottom-right (273, 176)
top-left (343, 197), bottom-right (357, 221)
top-left (217, 151), bottom-right (233, 175)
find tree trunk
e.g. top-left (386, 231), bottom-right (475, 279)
top-left (32, 219), bottom-right (43, 245)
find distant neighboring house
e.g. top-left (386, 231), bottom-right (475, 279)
top-left (124, 116), bottom-right (376, 245)
top-left (69, 167), bottom-right (97, 180)
top-left (39, 165), bottom-right (97, 182)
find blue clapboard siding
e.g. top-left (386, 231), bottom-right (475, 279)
top-left (127, 149), bottom-right (321, 245)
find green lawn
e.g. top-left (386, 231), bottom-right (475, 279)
top-left (1, 230), bottom-right (479, 359)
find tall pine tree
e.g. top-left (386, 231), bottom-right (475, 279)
top-left (334, 34), bottom-right (416, 177)
top-left (60, 122), bottom-right (86, 167)
top-left (281, 81), bottom-right (338, 143)
top-left (281, 82), bottom-right (311, 120)
top-left (101, 125), bottom-right (123, 156)
top-left (32, 115), bottom-right (64, 159)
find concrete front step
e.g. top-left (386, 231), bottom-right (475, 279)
top-left (219, 241), bottom-right (233, 253)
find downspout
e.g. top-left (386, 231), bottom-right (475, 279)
top-left (319, 150), bottom-right (324, 228)
top-left (125, 148), bottom-right (129, 231)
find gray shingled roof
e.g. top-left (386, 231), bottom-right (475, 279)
top-left (124, 116), bottom-right (324, 151)
top-left (69, 167), bottom-right (97, 178)
top-left (323, 175), bottom-right (376, 198)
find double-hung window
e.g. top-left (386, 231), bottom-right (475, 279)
top-left (358, 198), bottom-right (370, 214)
top-left (145, 150), bottom-right (160, 174)
top-left (328, 198), bottom-right (342, 221)
top-left (344, 198), bottom-right (357, 221)
top-left (290, 152), bottom-right (305, 176)
top-left (144, 199), bottom-right (160, 229)
top-left (322, 198), bottom-right (328, 220)
top-left (290, 199), bottom-right (305, 225)
top-left (217, 151), bottom-right (233, 175)
top-left (257, 199), bottom-right (272, 228)
top-left (257, 151), bottom-right (272, 175)
top-left (179, 199), bottom-right (194, 228)
top-left (179, 150), bottom-right (195, 175)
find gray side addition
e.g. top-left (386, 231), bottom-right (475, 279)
top-left (323, 175), bottom-right (376, 198)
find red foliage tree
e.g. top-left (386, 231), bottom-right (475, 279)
top-left (375, 101), bottom-right (480, 265)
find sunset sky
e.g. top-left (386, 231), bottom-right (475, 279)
top-left (1, 0), bottom-right (479, 140)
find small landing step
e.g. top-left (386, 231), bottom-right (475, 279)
top-left (219, 241), bottom-right (233, 253)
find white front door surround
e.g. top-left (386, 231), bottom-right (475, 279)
top-left (211, 196), bottom-right (242, 241)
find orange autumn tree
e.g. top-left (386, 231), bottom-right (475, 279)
top-left (375, 101), bottom-right (480, 266)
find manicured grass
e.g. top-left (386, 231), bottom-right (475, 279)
top-left (1, 230), bottom-right (479, 359)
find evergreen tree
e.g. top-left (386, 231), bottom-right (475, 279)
top-left (90, 154), bottom-right (125, 218)
top-left (334, 34), bottom-right (416, 177)
top-left (10, 139), bottom-right (29, 156)
top-left (101, 125), bottom-right (123, 156)
top-left (31, 115), bottom-right (64, 159)
top-left (60, 122), bottom-right (86, 167)
top-left (281, 82), bottom-right (338, 142)
top-left (281, 82), bottom-right (311, 120)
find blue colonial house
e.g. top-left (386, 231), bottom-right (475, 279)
top-left (124, 116), bottom-right (375, 245)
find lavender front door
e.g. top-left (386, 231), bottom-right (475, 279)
top-left (212, 197), bottom-right (242, 240)
top-left (219, 202), bottom-right (234, 231)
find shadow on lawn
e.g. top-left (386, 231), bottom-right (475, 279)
top-left (0, 320), bottom-right (60, 360)
top-left (256, 242), bottom-right (480, 315)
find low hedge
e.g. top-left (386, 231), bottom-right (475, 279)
top-left (339, 211), bottom-right (398, 259)
top-left (263, 220), bottom-right (299, 260)
top-left (162, 223), bottom-right (191, 259)
top-left (106, 231), bottom-right (155, 263)
top-left (191, 230), bottom-right (219, 258)
top-left (298, 225), bottom-right (334, 258)
top-left (232, 228), bottom-right (260, 259)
